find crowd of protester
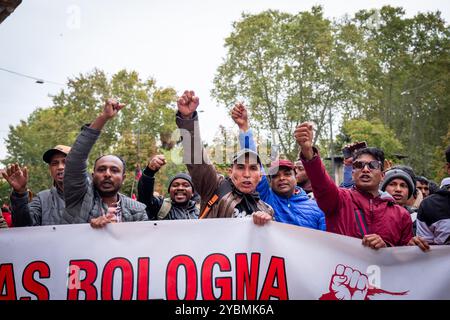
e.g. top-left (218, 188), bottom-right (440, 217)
top-left (1, 90), bottom-right (449, 251)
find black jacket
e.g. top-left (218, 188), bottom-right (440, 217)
top-left (137, 167), bottom-right (199, 220)
top-left (417, 188), bottom-right (450, 245)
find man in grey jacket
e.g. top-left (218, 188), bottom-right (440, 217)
top-left (2, 145), bottom-right (71, 226)
top-left (62, 99), bottom-right (148, 228)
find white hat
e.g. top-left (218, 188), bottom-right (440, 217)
top-left (440, 177), bottom-right (450, 189)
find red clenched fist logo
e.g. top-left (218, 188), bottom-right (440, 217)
top-left (320, 264), bottom-right (408, 300)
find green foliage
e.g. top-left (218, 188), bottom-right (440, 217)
top-left (1, 69), bottom-right (178, 197)
top-left (338, 119), bottom-right (404, 160)
top-left (430, 125), bottom-right (450, 182)
top-left (344, 7), bottom-right (450, 175)
top-left (0, 179), bottom-right (11, 205)
top-left (207, 125), bottom-right (239, 172)
top-left (212, 7), bottom-right (357, 160)
top-left (213, 5), bottom-right (449, 177)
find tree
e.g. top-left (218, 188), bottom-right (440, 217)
top-left (0, 178), bottom-right (11, 205)
top-left (1, 69), bottom-right (178, 196)
top-left (336, 118), bottom-right (404, 161)
top-left (430, 124), bottom-right (450, 182)
top-left (212, 7), bottom-right (357, 160)
top-left (343, 7), bottom-right (450, 175)
top-left (213, 5), bottom-right (449, 176)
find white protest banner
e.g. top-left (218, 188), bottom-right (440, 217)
top-left (1, 218), bottom-right (449, 300)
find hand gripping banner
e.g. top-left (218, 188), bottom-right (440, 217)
top-left (1, 219), bottom-right (449, 300)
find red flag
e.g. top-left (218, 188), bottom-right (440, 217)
top-left (135, 164), bottom-right (142, 181)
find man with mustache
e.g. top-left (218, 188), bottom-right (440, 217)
top-left (380, 166), bottom-right (421, 234)
top-left (231, 103), bottom-right (325, 230)
top-left (62, 99), bottom-right (147, 228)
top-left (294, 161), bottom-right (313, 195)
top-left (2, 145), bottom-right (70, 226)
top-left (138, 154), bottom-right (199, 220)
top-left (294, 122), bottom-right (429, 250)
top-left (175, 90), bottom-right (273, 225)
top-left (416, 176), bottom-right (430, 198)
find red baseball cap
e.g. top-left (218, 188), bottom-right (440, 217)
top-left (268, 159), bottom-right (295, 176)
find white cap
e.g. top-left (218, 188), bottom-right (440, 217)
top-left (440, 177), bottom-right (450, 189)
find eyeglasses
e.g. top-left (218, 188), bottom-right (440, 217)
top-left (352, 160), bottom-right (382, 171)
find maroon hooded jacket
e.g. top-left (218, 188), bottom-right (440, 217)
top-left (302, 153), bottom-right (413, 247)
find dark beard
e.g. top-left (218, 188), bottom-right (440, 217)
top-left (96, 185), bottom-right (121, 198)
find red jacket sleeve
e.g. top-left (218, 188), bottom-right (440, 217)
top-left (300, 150), bottom-right (341, 217)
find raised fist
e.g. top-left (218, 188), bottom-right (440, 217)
top-left (2, 163), bottom-right (28, 193)
top-left (148, 154), bottom-right (166, 171)
top-left (294, 122), bottom-right (314, 160)
top-left (320, 264), bottom-right (409, 300)
top-left (231, 102), bottom-right (249, 131)
top-left (177, 90), bottom-right (199, 119)
top-left (102, 98), bottom-right (125, 120)
top-left (328, 265), bottom-right (369, 300)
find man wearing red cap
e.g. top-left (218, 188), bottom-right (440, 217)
top-left (232, 103), bottom-right (325, 230)
top-left (2, 145), bottom-right (71, 226)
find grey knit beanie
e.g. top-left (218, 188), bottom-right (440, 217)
top-left (167, 173), bottom-right (194, 193)
top-left (380, 169), bottom-right (415, 199)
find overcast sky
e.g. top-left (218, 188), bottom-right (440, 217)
top-left (0, 0), bottom-right (448, 161)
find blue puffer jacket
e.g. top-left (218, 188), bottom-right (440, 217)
top-left (239, 129), bottom-right (326, 230)
top-left (258, 175), bottom-right (326, 230)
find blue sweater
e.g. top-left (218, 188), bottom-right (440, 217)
top-left (239, 129), bottom-right (326, 230)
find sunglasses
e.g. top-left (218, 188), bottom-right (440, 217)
top-left (352, 160), bottom-right (382, 170)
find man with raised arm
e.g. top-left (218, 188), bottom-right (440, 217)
top-left (231, 103), bottom-right (325, 230)
top-left (175, 90), bottom-right (273, 225)
top-left (62, 99), bottom-right (147, 228)
top-left (294, 122), bottom-right (429, 250)
top-left (138, 154), bottom-right (199, 220)
top-left (2, 145), bottom-right (70, 226)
